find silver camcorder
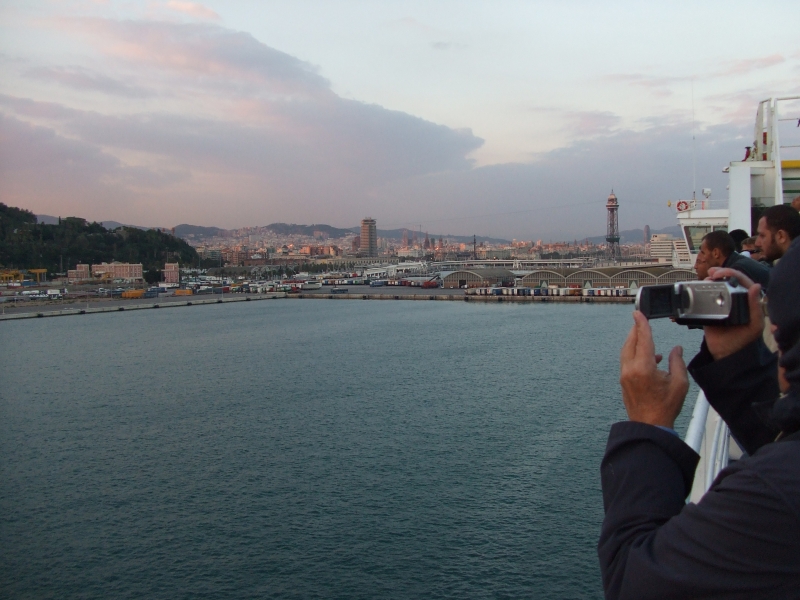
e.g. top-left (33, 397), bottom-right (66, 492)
top-left (635, 278), bottom-right (750, 326)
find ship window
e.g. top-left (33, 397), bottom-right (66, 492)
top-left (683, 225), bottom-right (729, 251)
top-left (684, 226), bottom-right (710, 251)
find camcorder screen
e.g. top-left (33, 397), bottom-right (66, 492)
top-left (637, 285), bottom-right (675, 319)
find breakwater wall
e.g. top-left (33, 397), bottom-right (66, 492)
top-left (0, 293), bottom-right (287, 321)
top-left (287, 293), bottom-right (635, 303)
top-left (0, 291), bottom-right (634, 321)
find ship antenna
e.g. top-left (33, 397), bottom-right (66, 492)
top-left (691, 78), bottom-right (696, 201)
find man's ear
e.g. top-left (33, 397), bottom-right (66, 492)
top-left (711, 248), bottom-right (723, 263)
top-left (775, 229), bottom-right (789, 247)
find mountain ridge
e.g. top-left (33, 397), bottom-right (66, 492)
top-left (38, 214), bottom-right (681, 246)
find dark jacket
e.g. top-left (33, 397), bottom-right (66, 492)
top-left (723, 251), bottom-right (771, 290)
top-left (598, 339), bottom-right (800, 599)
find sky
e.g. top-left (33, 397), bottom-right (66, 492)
top-left (1, 0), bottom-right (798, 240)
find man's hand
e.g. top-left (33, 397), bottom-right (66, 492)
top-left (704, 267), bottom-right (764, 361)
top-left (620, 311), bottom-right (690, 429)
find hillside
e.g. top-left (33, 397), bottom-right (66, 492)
top-left (171, 220), bottom-right (510, 244)
top-left (1, 203), bottom-right (198, 273)
top-left (584, 225), bottom-right (682, 245)
top-left (37, 214), bottom-right (153, 230)
top-left (264, 223), bottom-right (354, 238)
top-left (173, 224), bottom-right (229, 238)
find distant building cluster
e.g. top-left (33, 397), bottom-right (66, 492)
top-left (68, 262), bottom-right (143, 283)
top-left (178, 192), bottom-right (673, 268)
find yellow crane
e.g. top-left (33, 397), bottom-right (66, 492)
top-left (29, 269), bottom-right (48, 283)
top-left (0, 269), bottom-right (23, 283)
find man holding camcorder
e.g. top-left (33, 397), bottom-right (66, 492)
top-left (597, 239), bottom-right (800, 599)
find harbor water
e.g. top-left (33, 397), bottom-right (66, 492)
top-left (0, 300), bottom-right (702, 599)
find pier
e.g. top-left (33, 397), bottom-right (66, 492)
top-left (0, 289), bottom-right (633, 321)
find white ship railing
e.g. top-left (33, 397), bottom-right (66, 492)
top-left (706, 416), bottom-right (730, 490)
top-left (684, 390), bottom-right (730, 501)
top-left (684, 391), bottom-right (710, 453)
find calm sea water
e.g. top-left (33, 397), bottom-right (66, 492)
top-left (0, 300), bottom-right (702, 599)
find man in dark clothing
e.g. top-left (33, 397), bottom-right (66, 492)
top-left (728, 228), bottom-right (750, 252)
top-left (694, 229), bottom-right (770, 289)
top-left (598, 238), bottom-right (800, 599)
top-left (756, 204), bottom-right (800, 263)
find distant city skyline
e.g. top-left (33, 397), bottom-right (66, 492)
top-left (1, 1), bottom-right (798, 239)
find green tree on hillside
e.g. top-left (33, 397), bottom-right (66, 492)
top-left (0, 203), bottom-right (198, 274)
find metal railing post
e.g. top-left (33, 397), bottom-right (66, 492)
top-left (684, 391), bottom-right (710, 453)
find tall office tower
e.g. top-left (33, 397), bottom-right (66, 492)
top-left (360, 218), bottom-right (377, 257)
top-left (606, 191), bottom-right (621, 260)
top-left (643, 224), bottom-right (651, 244)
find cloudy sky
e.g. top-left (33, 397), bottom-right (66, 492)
top-left (1, 0), bottom-right (798, 239)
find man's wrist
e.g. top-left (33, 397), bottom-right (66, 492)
top-left (706, 331), bottom-right (762, 361)
top-left (625, 414), bottom-right (676, 429)
top-left (656, 425), bottom-right (679, 436)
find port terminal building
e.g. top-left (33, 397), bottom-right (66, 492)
top-left (440, 266), bottom-right (695, 289)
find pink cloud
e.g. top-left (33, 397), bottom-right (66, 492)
top-left (605, 54), bottom-right (787, 99)
top-left (165, 1), bottom-right (220, 21)
top-left (602, 73), bottom-right (684, 97)
top-left (527, 105), bottom-right (621, 134)
top-left (717, 54), bottom-right (784, 76)
top-left (564, 110), bottom-right (621, 136)
top-left (55, 18), bottom-right (329, 98)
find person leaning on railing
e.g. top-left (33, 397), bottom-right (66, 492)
top-left (597, 239), bottom-right (800, 599)
top-left (740, 236), bottom-right (759, 259)
top-left (693, 229), bottom-right (770, 289)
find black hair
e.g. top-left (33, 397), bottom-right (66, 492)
top-left (763, 204), bottom-right (800, 240)
top-left (728, 229), bottom-right (749, 252)
top-left (702, 230), bottom-right (736, 258)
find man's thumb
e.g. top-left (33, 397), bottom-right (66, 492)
top-left (668, 346), bottom-right (689, 389)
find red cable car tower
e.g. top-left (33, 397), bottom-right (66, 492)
top-left (606, 190), bottom-right (620, 260)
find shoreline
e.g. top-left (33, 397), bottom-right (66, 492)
top-left (0, 290), bottom-right (634, 321)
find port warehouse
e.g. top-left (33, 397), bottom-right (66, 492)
top-left (440, 266), bottom-right (696, 289)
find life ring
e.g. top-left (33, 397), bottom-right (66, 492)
top-left (676, 200), bottom-right (690, 212)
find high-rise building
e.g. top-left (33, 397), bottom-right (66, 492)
top-left (360, 218), bottom-right (377, 257)
top-left (643, 224), bottom-right (651, 244)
